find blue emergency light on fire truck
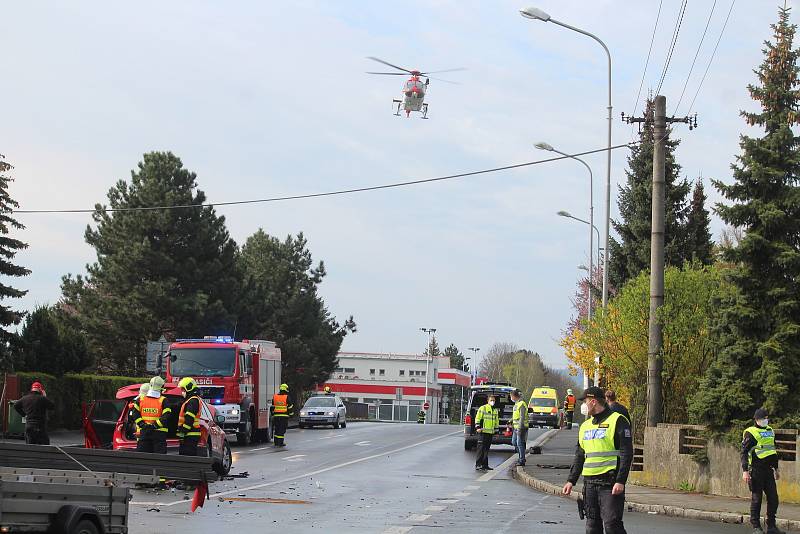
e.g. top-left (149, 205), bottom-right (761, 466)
top-left (166, 336), bottom-right (282, 446)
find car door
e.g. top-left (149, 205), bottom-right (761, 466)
top-left (83, 400), bottom-right (126, 449)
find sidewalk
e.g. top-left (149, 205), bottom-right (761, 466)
top-left (513, 427), bottom-right (800, 532)
top-left (0, 429), bottom-right (84, 447)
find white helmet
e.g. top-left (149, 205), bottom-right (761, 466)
top-left (567, 388), bottom-right (573, 395)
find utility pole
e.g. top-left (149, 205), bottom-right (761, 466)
top-left (623, 95), bottom-right (697, 427)
top-left (420, 327), bottom-right (437, 424)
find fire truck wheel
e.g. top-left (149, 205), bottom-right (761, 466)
top-left (237, 421), bottom-right (252, 446)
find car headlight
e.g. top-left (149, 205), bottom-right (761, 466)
top-left (300, 411), bottom-right (307, 417)
top-left (327, 411), bottom-right (335, 416)
top-left (229, 408), bottom-right (240, 416)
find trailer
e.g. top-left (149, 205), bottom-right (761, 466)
top-left (0, 467), bottom-right (157, 534)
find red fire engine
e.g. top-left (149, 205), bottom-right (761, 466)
top-left (165, 336), bottom-right (281, 445)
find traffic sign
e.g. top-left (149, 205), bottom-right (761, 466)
top-left (423, 401), bottom-right (430, 411)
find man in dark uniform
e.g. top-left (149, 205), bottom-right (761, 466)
top-left (14, 382), bottom-right (55, 445)
top-left (605, 390), bottom-right (631, 423)
top-left (742, 408), bottom-right (785, 534)
top-left (563, 387), bottom-right (633, 534)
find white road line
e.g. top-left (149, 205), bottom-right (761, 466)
top-left (406, 514), bottom-right (431, 522)
top-left (450, 491), bottom-right (471, 498)
top-left (424, 505), bottom-right (446, 512)
top-left (382, 527), bottom-right (413, 534)
top-left (283, 454), bottom-right (306, 461)
top-left (248, 446), bottom-right (272, 452)
top-left (435, 499), bottom-right (459, 504)
top-left (464, 485), bottom-right (480, 491)
top-left (354, 441), bottom-right (371, 446)
top-left (132, 430), bottom-right (461, 508)
top-left (476, 454), bottom-right (518, 482)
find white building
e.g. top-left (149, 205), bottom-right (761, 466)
top-left (323, 351), bottom-right (456, 422)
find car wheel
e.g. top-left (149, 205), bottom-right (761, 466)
top-left (298, 423), bottom-right (306, 429)
top-left (464, 440), bottom-right (476, 451)
top-left (237, 420), bottom-right (252, 446)
top-left (333, 417), bottom-right (340, 429)
top-left (213, 440), bottom-right (232, 476)
top-left (72, 519), bottom-right (100, 534)
top-left (341, 419), bottom-right (347, 429)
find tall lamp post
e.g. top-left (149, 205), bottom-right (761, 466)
top-left (461, 356), bottom-right (472, 424)
top-left (521, 7), bottom-right (613, 311)
top-left (467, 347), bottom-right (480, 384)
top-left (558, 211), bottom-right (601, 267)
top-left (420, 327), bottom-right (437, 424)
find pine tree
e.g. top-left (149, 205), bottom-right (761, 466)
top-left (690, 7), bottom-right (800, 428)
top-left (608, 99), bottom-right (692, 289)
top-left (61, 152), bottom-right (240, 373)
top-left (443, 343), bottom-right (466, 371)
top-left (424, 337), bottom-right (441, 357)
top-left (0, 155), bottom-right (30, 364)
top-left (684, 180), bottom-right (714, 265)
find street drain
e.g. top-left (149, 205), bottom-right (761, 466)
top-left (223, 497), bottom-right (311, 505)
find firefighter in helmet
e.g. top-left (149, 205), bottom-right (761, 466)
top-left (178, 377), bottom-right (202, 456)
top-left (324, 386), bottom-right (332, 395)
top-left (135, 376), bottom-right (171, 454)
top-left (272, 384), bottom-right (293, 447)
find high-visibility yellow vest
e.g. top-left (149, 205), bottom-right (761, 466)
top-left (139, 395), bottom-right (170, 433)
top-left (578, 411), bottom-right (622, 476)
top-left (744, 426), bottom-right (777, 465)
top-left (178, 396), bottom-right (202, 437)
top-left (512, 400), bottom-right (529, 430)
top-left (475, 404), bottom-right (499, 434)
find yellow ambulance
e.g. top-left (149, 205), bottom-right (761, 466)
top-left (528, 386), bottom-right (560, 428)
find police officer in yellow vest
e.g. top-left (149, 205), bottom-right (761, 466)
top-left (272, 383), bottom-right (293, 447)
top-left (177, 377), bottom-right (202, 456)
top-left (742, 408), bottom-right (785, 534)
top-left (563, 387), bottom-right (633, 534)
top-left (509, 389), bottom-right (529, 466)
top-left (474, 395), bottom-right (499, 471)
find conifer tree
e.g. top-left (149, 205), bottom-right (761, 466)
top-left (684, 180), bottom-right (714, 265)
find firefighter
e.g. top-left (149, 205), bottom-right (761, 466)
top-left (135, 376), bottom-right (172, 454)
top-left (417, 409), bottom-right (426, 424)
top-left (128, 383), bottom-right (150, 439)
top-left (14, 382), bottom-right (55, 445)
top-left (743, 408), bottom-right (785, 534)
top-left (272, 383), bottom-right (293, 447)
top-left (177, 377), bottom-right (202, 456)
top-left (563, 387), bottom-right (633, 534)
top-left (474, 395), bottom-right (499, 471)
top-left (324, 386), bottom-right (333, 395)
top-left (563, 388), bottom-right (576, 428)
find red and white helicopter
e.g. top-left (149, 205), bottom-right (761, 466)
top-left (367, 57), bottom-right (463, 119)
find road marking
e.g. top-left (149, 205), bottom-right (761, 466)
top-left (451, 491), bottom-right (471, 498)
top-left (132, 430), bottom-right (461, 508)
top-left (477, 454), bottom-right (518, 482)
top-left (435, 498), bottom-right (459, 504)
top-left (249, 446), bottom-right (272, 451)
top-left (424, 505), bottom-right (446, 512)
top-left (354, 441), bottom-right (371, 446)
top-left (382, 527), bottom-right (413, 534)
top-left (464, 485), bottom-right (480, 491)
top-left (283, 454), bottom-right (306, 461)
top-left (406, 514), bottom-right (430, 522)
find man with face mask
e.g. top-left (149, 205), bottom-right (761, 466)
top-left (563, 387), bottom-right (633, 534)
top-left (474, 395), bottom-right (499, 471)
top-left (742, 408), bottom-right (784, 534)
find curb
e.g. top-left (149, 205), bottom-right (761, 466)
top-left (511, 467), bottom-right (800, 531)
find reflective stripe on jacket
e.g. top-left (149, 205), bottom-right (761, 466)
top-left (564, 395), bottom-right (576, 411)
top-left (273, 394), bottom-right (293, 417)
top-left (512, 400), bottom-right (529, 430)
top-left (139, 395), bottom-right (171, 432)
top-left (744, 426), bottom-right (777, 465)
top-left (578, 411), bottom-right (622, 476)
top-left (475, 404), bottom-right (499, 434)
top-left (178, 396), bottom-right (202, 437)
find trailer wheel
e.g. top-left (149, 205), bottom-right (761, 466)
top-left (72, 519), bottom-right (100, 534)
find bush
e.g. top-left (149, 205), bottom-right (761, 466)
top-left (12, 371), bottom-right (149, 430)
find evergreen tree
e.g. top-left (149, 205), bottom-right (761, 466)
top-left (690, 7), bottom-right (800, 428)
top-left (684, 180), bottom-right (714, 265)
top-left (61, 152), bottom-right (240, 373)
top-left (16, 305), bottom-right (92, 376)
top-left (443, 343), bottom-right (466, 371)
top-left (424, 337), bottom-right (441, 357)
top-left (236, 229), bottom-right (355, 393)
top-left (608, 99), bottom-right (692, 289)
top-left (0, 155), bottom-right (30, 359)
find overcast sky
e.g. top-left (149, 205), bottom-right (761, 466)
top-left (0, 1), bottom-right (789, 371)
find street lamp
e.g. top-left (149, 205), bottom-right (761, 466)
top-left (522, 6), bottom-right (613, 312)
top-left (467, 347), bottom-right (480, 384)
top-left (558, 210), bottom-right (601, 271)
top-left (420, 327), bottom-right (437, 424)
top-left (461, 356), bottom-right (473, 424)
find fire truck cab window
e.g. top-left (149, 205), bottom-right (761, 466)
top-left (169, 348), bottom-right (236, 377)
top-left (239, 351), bottom-right (251, 376)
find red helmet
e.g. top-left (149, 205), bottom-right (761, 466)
top-left (31, 382), bottom-right (44, 393)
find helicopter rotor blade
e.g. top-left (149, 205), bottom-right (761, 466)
top-left (366, 56), bottom-right (414, 74)
top-left (420, 67), bottom-right (467, 75)
top-left (426, 76), bottom-right (461, 85)
top-left (366, 72), bottom-right (408, 75)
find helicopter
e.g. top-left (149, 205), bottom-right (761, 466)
top-left (367, 57), bottom-right (464, 119)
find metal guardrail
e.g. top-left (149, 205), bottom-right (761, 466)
top-left (0, 443), bottom-right (216, 482)
top-left (0, 467), bottom-right (159, 487)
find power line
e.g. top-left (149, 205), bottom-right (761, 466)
top-left (655, 0), bottom-right (688, 96)
top-left (15, 143), bottom-right (636, 215)
top-left (673, 0), bottom-right (717, 115)
top-left (687, 0), bottom-right (736, 115)
top-left (631, 0), bottom-right (664, 118)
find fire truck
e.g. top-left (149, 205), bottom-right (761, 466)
top-left (165, 336), bottom-right (282, 445)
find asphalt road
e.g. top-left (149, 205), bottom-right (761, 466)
top-left (128, 423), bottom-right (746, 533)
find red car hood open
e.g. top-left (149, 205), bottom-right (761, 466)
top-left (116, 383), bottom-right (183, 400)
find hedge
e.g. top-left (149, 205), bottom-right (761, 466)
top-left (5, 372), bottom-right (150, 430)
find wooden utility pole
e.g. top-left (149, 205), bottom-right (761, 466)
top-left (623, 95), bottom-right (696, 427)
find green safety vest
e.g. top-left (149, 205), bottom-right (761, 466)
top-left (475, 404), bottom-right (499, 434)
top-left (578, 411), bottom-right (622, 477)
top-left (512, 400), bottom-right (529, 430)
top-left (744, 426), bottom-right (777, 465)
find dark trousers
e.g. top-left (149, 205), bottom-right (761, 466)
top-left (136, 429), bottom-right (167, 454)
top-left (566, 410), bottom-right (574, 426)
top-left (584, 482), bottom-right (627, 534)
top-left (179, 436), bottom-right (200, 456)
top-left (273, 416), bottom-right (288, 446)
top-left (475, 432), bottom-right (492, 468)
top-left (25, 426), bottom-right (49, 445)
top-left (750, 468), bottom-right (779, 528)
